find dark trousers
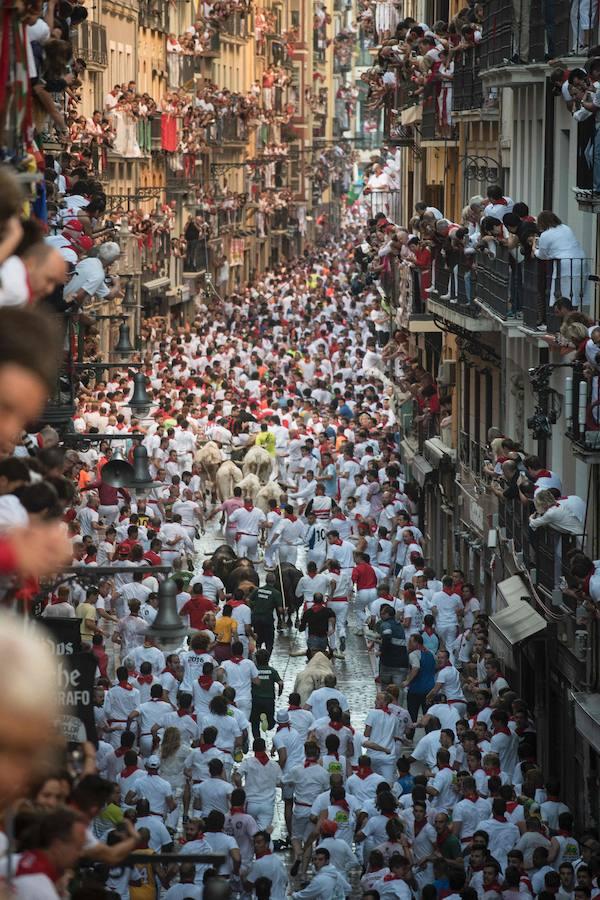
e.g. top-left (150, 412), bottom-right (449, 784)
top-left (253, 618), bottom-right (275, 657)
top-left (407, 691), bottom-right (428, 722)
top-left (250, 697), bottom-right (275, 739)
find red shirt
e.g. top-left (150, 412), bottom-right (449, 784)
top-left (144, 550), bottom-right (162, 565)
top-left (180, 595), bottom-right (217, 629)
top-left (352, 562), bottom-right (377, 590)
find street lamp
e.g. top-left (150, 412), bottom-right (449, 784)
top-left (149, 578), bottom-right (188, 651)
top-left (113, 319), bottom-right (135, 355)
top-left (128, 371), bottom-right (151, 417)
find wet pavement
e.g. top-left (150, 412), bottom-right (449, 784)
top-left (193, 521), bottom-right (378, 894)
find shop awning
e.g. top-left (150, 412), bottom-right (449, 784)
top-left (488, 597), bottom-right (547, 654)
top-left (496, 574), bottom-right (534, 609)
top-left (411, 454), bottom-right (433, 487)
top-left (142, 277), bottom-right (171, 292)
top-left (572, 693), bottom-right (600, 755)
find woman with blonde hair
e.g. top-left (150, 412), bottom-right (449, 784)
top-left (159, 726), bottom-right (191, 830)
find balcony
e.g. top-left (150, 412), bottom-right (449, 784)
top-left (218, 113), bottom-right (248, 144)
top-left (565, 373), bottom-right (600, 460)
top-left (479, 0), bottom-right (548, 84)
top-left (70, 22), bottom-right (107, 68)
top-left (363, 188), bottom-right (401, 224)
top-left (221, 11), bottom-right (248, 38)
top-left (420, 90), bottom-right (457, 145)
top-left (452, 46), bottom-right (487, 115)
top-left (139, 0), bottom-right (169, 32)
top-left (426, 254), bottom-right (492, 331)
top-left (574, 116), bottom-right (600, 212)
top-left (197, 31), bottom-right (221, 57)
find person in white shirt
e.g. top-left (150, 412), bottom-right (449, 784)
top-left (305, 676), bottom-right (350, 721)
top-left (451, 776), bottom-right (492, 846)
top-left (426, 748), bottom-right (459, 812)
top-left (134, 684), bottom-right (174, 757)
top-left (126, 755), bottom-right (176, 819)
top-left (245, 830), bottom-right (289, 900)
top-left (104, 666), bottom-right (141, 747)
top-left (228, 499), bottom-right (267, 561)
top-left (479, 798), bottom-right (521, 870)
top-left (295, 563), bottom-right (330, 612)
top-left (427, 649), bottom-right (466, 713)
top-left (363, 692), bottom-right (401, 783)
top-left (221, 641), bottom-right (259, 719)
top-left (431, 577), bottom-right (463, 651)
top-left (271, 506), bottom-right (305, 565)
top-left (490, 709), bottom-right (520, 775)
top-left (234, 739), bottom-right (281, 829)
top-left (192, 758), bottom-right (234, 817)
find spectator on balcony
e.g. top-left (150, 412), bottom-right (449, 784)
top-left (63, 241), bottom-right (122, 308)
top-left (511, 0), bottom-right (530, 63)
top-left (534, 212), bottom-right (589, 312)
top-left (473, 216), bottom-right (506, 259)
top-left (490, 459), bottom-right (521, 502)
top-left (529, 489), bottom-right (586, 539)
top-left (571, 0), bottom-right (596, 54)
top-left (522, 455), bottom-right (562, 494)
top-left (483, 185), bottom-right (514, 220)
top-left (415, 200), bottom-right (443, 221)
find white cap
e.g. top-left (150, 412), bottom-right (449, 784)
top-left (146, 755), bottom-right (160, 768)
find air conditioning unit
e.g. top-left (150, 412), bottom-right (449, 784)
top-left (438, 360), bottom-right (456, 386)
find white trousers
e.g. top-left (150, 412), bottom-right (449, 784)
top-left (355, 588), bottom-right (377, 628)
top-left (327, 600), bottom-right (349, 648)
top-left (236, 535), bottom-right (259, 561)
top-left (99, 504), bottom-right (119, 525)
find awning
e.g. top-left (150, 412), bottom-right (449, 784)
top-left (142, 277), bottom-right (171, 292)
top-left (424, 437), bottom-right (456, 468)
top-left (401, 105), bottom-right (422, 125)
top-left (488, 595), bottom-right (547, 670)
top-left (496, 574), bottom-right (534, 610)
top-left (400, 438), bottom-right (416, 465)
top-left (572, 693), bottom-right (600, 755)
top-left (411, 454), bottom-right (433, 487)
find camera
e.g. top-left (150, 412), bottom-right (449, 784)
top-left (527, 408), bottom-right (552, 440)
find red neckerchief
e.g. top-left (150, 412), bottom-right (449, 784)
top-left (494, 726), bottom-right (512, 736)
top-left (255, 751), bottom-right (270, 766)
top-left (439, 662), bottom-right (453, 670)
top-left (484, 766), bottom-right (500, 775)
top-left (16, 850), bottom-right (60, 883)
top-left (382, 811), bottom-right (397, 818)
top-left (198, 675), bottom-right (214, 690)
top-left (464, 793), bottom-right (478, 803)
top-left (493, 197), bottom-right (508, 206)
top-left (137, 675), bottom-right (153, 685)
top-left (423, 625), bottom-right (435, 636)
top-left (286, 514), bottom-right (297, 522)
top-left (328, 751), bottom-right (340, 760)
top-left (535, 469), bottom-right (552, 479)
top-left (255, 849), bottom-right (272, 858)
top-left (312, 601), bottom-right (326, 612)
top-left (356, 766), bottom-right (373, 780)
top-left (492, 814), bottom-right (506, 822)
top-left (178, 709), bottom-right (195, 720)
top-left (121, 765), bottom-right (139, 778)
top-left (276, 723), bottom-right (291, 731)
top-left (435, 827), bottom-right (451, 847)
top-left (230, 656), bottom-right (244, 664)
top-left (384, 873), bottom-right (404, 882)
top-left (228, 599), bottom-right (245, 608)
top-left (118, 681), bottom-right (133, 691)
top-left (331, 538), bottom-right (343, 546)
top-left (162, 666), bottom-right (178, 677)
top-left (328, 720), bottom-right (345, 731)
top-left (304, 759), bottom-right (319, 768)
top-left (230, 806), bottom-right (245, 815)
top-left (379, 706), bottom-right (392, 715)
top-left (331, 797), bottom-right (349, 811)
top-left (200, 742), bottom-right (215, 752)
top-left (288, 705), bottom-right (302, 711)
top-left (442, 586), bottom-right (456, 596)
top-left (557, 829), bottom-right (573, 836)
top-left (489, 673), bottom-right (502, 683)
top-left (204, 567), bottom-right (213, 576)
top-left (115, 747), bottom-right (128, 758)
top-left (506, 801), bottom-right (520, 813)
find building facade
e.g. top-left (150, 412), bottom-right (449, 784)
top-left (365, 0), bottom-right (600, 823)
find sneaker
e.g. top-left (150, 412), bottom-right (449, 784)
top-left (449, 297), bottom-right (458, 304)
top-left (340, 636), bottom-right (346, 652)
top-left (260, 712), bottom-right (268, 733)
top-left (536, 323), bottom-right (548, 332)
top-left (439, 292), bottom-right (454, 301)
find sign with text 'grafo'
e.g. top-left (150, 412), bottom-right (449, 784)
top-left (41, 618), bottom-right (97, 745)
